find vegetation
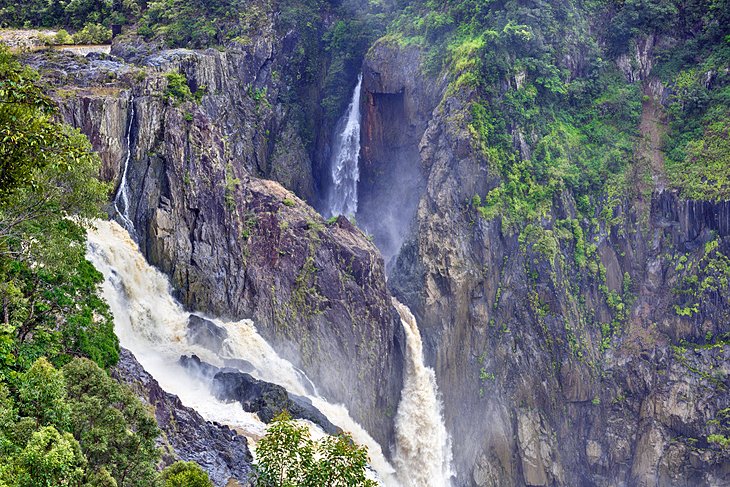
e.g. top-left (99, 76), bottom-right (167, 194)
top-left (71, 23), bottom-right (113, 44)
top-left (159, 461), bottom-right (214, 487)
top-left (0, 48), bottom-right (116, 375)
top-left (0, 0), bottom-right (143, 29)
top-left (0, 48), bottom-right (213, 486)
top-left (253, 412), bottom-right (377, 487)
top-left (0, 357), bottom-right (159, 486)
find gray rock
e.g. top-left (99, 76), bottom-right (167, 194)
top-left (212, 368), bottom-right (341, 436)
top-left (187, 314), bottom-right (228, 354)
top-left (112, 348), bottom-right (252, 487)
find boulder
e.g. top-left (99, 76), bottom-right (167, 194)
top-left (187, 314), bottom-right (228, 353)
top-left (212, 368), bottom-right (341, 436)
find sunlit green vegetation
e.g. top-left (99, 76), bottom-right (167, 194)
top-left (253, 412), bottom-right (377, 487)
top-left (385, 0), bottom-right (728, 224)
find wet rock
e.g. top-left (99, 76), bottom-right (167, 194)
top-left (179, 354), bottom-right (220, 379)
top-left (187, 314), bottom-right (228, 354)
top-left (112, 349), bottom-right (252, 487)
top-left (27, 36), bottom-right (404, 449)
top-left (223, 358), bottom-right (256, 374)
top-left (212, 369), bottom-right (341, 436)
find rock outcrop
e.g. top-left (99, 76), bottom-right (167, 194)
top-left (179, 354), bottom-right (340, 435)
top-left (113, 349), bottom-right (252, 487)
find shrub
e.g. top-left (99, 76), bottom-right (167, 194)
top-left (72, 23), bottom-right (112, 45)
top-left (165, 72), bottom-right (193, 102)
top-left (253, 412), bottom-right (377, 487)
top-left (160, 461), bottom-right (213, 487)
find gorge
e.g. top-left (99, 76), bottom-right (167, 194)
top-left (1, 0), bottom-right (729, 486)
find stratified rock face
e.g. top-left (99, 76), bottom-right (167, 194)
top-left (25, 40), bottom-right (404, 451)
top-left (113, 349), bottom-right (252, 487)
top-left (365, 39), bottom-right (730, 487)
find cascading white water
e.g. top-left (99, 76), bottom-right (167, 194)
top-left (84, 219), bottom-right (400, 486)
top-left (113, 94), bottom-right (135, 233)
top-left (327, 74), bottom-right (362, 218)
top-left (392, 299), bottom-right (455, 487)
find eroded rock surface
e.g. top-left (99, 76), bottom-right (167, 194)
top-left (25, 38), bottom-right (404, 450)
top-left (113, 349), bottom-right (252, 487)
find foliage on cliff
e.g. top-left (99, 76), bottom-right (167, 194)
top-left (0, 358), bottom-right (159, 486)
top-left (383, 0), bottom-right (729, 223)
top-left (0, 0), bottom-right (142, 28)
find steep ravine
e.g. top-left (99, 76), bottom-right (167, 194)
top-left (24, 20), bottom-right (730, 487)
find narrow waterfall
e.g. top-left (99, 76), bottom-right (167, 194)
top-left (327, 74), bottom-right (362, 217)
top-left (113, 94), bottom-right (135, 233)
top-left (392, 299), bottom-right (454, 487)
top-left (85, 220), bottom-right (400, 487)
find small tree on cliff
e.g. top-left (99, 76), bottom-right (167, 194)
top-left (253, 412), bottom-right (377, 487)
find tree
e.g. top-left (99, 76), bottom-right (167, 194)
top-left (14, 426), bottom-right (87, 487)
top-left (253, 412), bottom-right (377, 487)
top-left (62, 358), bottom-right (160, 486)
top-left (17, 358), bottom-right (69, 430)
top-left (160, 461), bottom-right (213, 487)
top-left (0, 47), bottom-right (116, 376)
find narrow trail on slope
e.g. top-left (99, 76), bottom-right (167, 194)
top-left (392, 298), bottom-right (454, 487)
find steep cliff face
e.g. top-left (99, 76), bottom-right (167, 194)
top-left (357, 43), bottom-right (443, 264)
top-left (26, 38), bottom-right (404, 450)
top-left (365, 37), bottom-right (730, 486)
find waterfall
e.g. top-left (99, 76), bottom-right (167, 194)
top-left (392, 299), bottom-right (454, 487)
top-left (327, 74), bottom-right (362, 218)
top-left (113, 94), bottom-right (135, 233)
top-left (85, 219), bottom-right (400, 487)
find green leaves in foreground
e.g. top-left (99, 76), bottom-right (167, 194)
top-left (0, 358), bottom-right (160, 486)
top-left (254, 412), bottom-right (377, 487)
top-left (0, 47), bottom-right (117, 378)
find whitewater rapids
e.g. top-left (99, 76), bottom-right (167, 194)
top-left (392, 299), bottom-right (455, 487)
top-left (86, 219), bottom-right (453, 486)
top-left (327, 74), bottom-right (362, 217)
top-left (85, 219), bottom-right (399, 485)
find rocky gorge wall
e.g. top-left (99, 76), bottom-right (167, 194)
top-left (21, 10), bottom-right (730, 486)
top-left (364, 37), bottom-right (730, 487)
top-left (24, 34), bottom-right (405, 452)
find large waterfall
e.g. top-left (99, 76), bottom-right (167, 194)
top-left (86, 220), bottom-right (452, 487)
top-left (392, 299), bottom-right (455, 487)
top-left (326, 74), bottom-right (362, 217)
top-left (85, 220), bottom-right (400, 486)
top-left (113, 94), bottom-right (135, 233)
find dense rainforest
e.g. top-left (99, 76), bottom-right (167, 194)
top-left (0, 0), bottom-right (728, 486)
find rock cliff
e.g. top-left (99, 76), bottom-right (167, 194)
top-left (365, 34), bottom-right (730, 487)
top-left (19, 4), bottom-right (729, 485)
top-left (24, 35), bottom-right (404, 452)
top-left (113, 348), bottom-right (253, 487)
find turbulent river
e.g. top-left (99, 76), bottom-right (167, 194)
top-left (86, 219), bottom-right (453, 486)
